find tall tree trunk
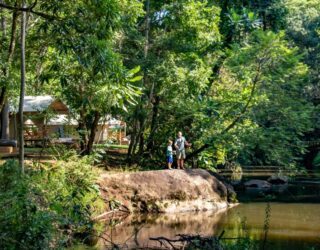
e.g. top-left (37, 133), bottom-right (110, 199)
top-left (136, 116), bottom-right (145, 155)
top-left (1, 102), bottom-right (9, 139)
top-left (132, 119), bottom-right (142, 157)
top-left (85, 111), bottom-right (100, 155)
top-left (78, 108), bottom-right (88, 153)
top-left (144, 0), bottom-right (150, 59)
top-left (138, 131), bottom-right (144, 155)
top-left (146, 95), bottom-right (160, 151)
top-left (0, 7), bottom-right (18, 111)
top-left (127, 0), bottom-right (151, 162)
top-left (135, 0), bottom-right (150, 156)
top-left (19, 3), bottom-right (26, 173)
top-left (78, 121), bottom-right (87, 152)
top-left (127, 119), bottom-right (138, 160)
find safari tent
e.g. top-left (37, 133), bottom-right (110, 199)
top-left (7, 96), bottom-right (127, 145)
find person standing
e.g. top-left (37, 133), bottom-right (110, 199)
top-left (174, 131), bottom-right (191, 169)
top-left (166, 139), bottom-right (173, 169)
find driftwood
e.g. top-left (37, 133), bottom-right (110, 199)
top-left (92, 205), bottom-right (130, 221)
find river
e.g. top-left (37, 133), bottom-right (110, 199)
top-left (73, 169), bottom-right (320, 250)
top-left (94, 202), bottom-right (320, 249)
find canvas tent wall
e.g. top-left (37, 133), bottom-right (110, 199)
top-left (8, 96), bottom-right (127, 144)
top-left (9, 96), bottom-right (69, 140)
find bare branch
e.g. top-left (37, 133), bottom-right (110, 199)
top-left (0, 0), bottom-right (37, 11)
top-left (0, 1), bottom-right (57, 20)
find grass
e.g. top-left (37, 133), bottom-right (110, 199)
top-left (25, 147), bottom-right (44, 153)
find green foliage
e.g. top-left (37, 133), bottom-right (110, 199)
top-left (1, 0), bottom-right (316, 168)
top-left (226, 7), bottom-right (262, 43)
top-left (285, 0), bottom-right (320, 100)
top-left (118, 0), bottom-right (317, 170)
top-left (313, 152), bottom-right (320, 168)
top-left (192, 31), bottom-right (313, 168)
top-left (123, 0), bottom-right (221, 159)
top-left (0, 156), bottom-right (104, 249)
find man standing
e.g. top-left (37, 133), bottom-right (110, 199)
top-left (174, 131), bottom-right (191, 169)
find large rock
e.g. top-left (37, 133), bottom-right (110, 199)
top-left (99, 169), bottom-right (235, 213)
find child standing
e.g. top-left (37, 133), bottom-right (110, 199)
top-left (166, 140), bottom-right (173, 169)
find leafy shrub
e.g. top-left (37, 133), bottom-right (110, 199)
top-left (0, 155), bottom-right (104, 249)
top-left (0, 160), bottom-right (56, 249)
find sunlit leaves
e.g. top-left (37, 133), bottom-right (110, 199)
top-left (193, 31), bottom-right (313, 167)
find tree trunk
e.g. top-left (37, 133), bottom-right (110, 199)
top-left (78, 121), bottom-right (87, 152)
top-left (127, 0), bottom-right (150, 162)
top-left (132, 120), bottom-right (144, 159)
top-left (19, 2), bottom-right (26, 173)
top-left (144, 0), bottom-right (150, 59)
top-left (127, 120), bottom-right (137, 160)
top-left (84, 111), bottom-right (100, 155)
top-left (146, 95), bottom-right (160, 151)
top-left (0, 8), bottom-right (18, 111)
top-left (138, 131), bottom-right (144, 155)
top-left (134, 0), bottom-right (150, 156)
top-left (1, 102), bottom-right (9, 139)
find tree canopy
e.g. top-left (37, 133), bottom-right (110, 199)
top-left (0, 0), bottom-right (319, 169)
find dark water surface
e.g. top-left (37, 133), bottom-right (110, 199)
top-left (96, 202), bottom-right (320, 249)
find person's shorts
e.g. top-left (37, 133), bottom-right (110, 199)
top-left (167, 155), bottom-right (173, 163)
top-left (176, 149), bottom-right (186, 160)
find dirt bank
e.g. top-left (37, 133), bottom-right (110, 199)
top-left (99, 169), bottom-right (236, 213)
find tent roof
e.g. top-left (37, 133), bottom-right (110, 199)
top-left (47, 115), bottom-right (123, 126)
top-left (10, 96), bottom-right (68, 113)
top-left (47, 114), bottom-right (78, 126)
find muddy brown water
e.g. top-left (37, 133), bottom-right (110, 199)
top-left (89, 202), bottom-right (320, 249)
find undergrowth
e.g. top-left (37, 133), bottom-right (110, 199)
top-left (0, 152), bottom-right (105, 250)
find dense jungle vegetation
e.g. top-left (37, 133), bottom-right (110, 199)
top-left (0, 0), bottom-right (319, 169)
top-left (0, 0), bottom-right (319, 249)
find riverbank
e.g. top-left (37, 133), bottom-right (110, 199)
top-left (98, 169), bottom-right (237, 214)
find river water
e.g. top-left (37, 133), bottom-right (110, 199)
top-left (73, 170), bottom-right (320, 249)
top-left (95, 202), bottom-right (320, 249)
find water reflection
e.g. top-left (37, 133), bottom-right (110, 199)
top-left (221, 203), bottom-right (320, 248)
top-left (101, 203), bottom-right (320, 249)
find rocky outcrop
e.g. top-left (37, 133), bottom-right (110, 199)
top-left (99, 169), bottom-right (236, 213)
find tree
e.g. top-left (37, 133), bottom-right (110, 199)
top-left (36, 0), bottom-right (143, 154)
top-left (18, 1), bottom-right (26, 172)
top-left (285, 0), bottom-right (320, 168)
top-left (122, 0), bottom-right (221, 162)
top-left (189, 31), bottom-right (313, 167)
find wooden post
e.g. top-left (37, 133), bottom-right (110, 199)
top-left (19, 3), bottom-right (26, 173)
